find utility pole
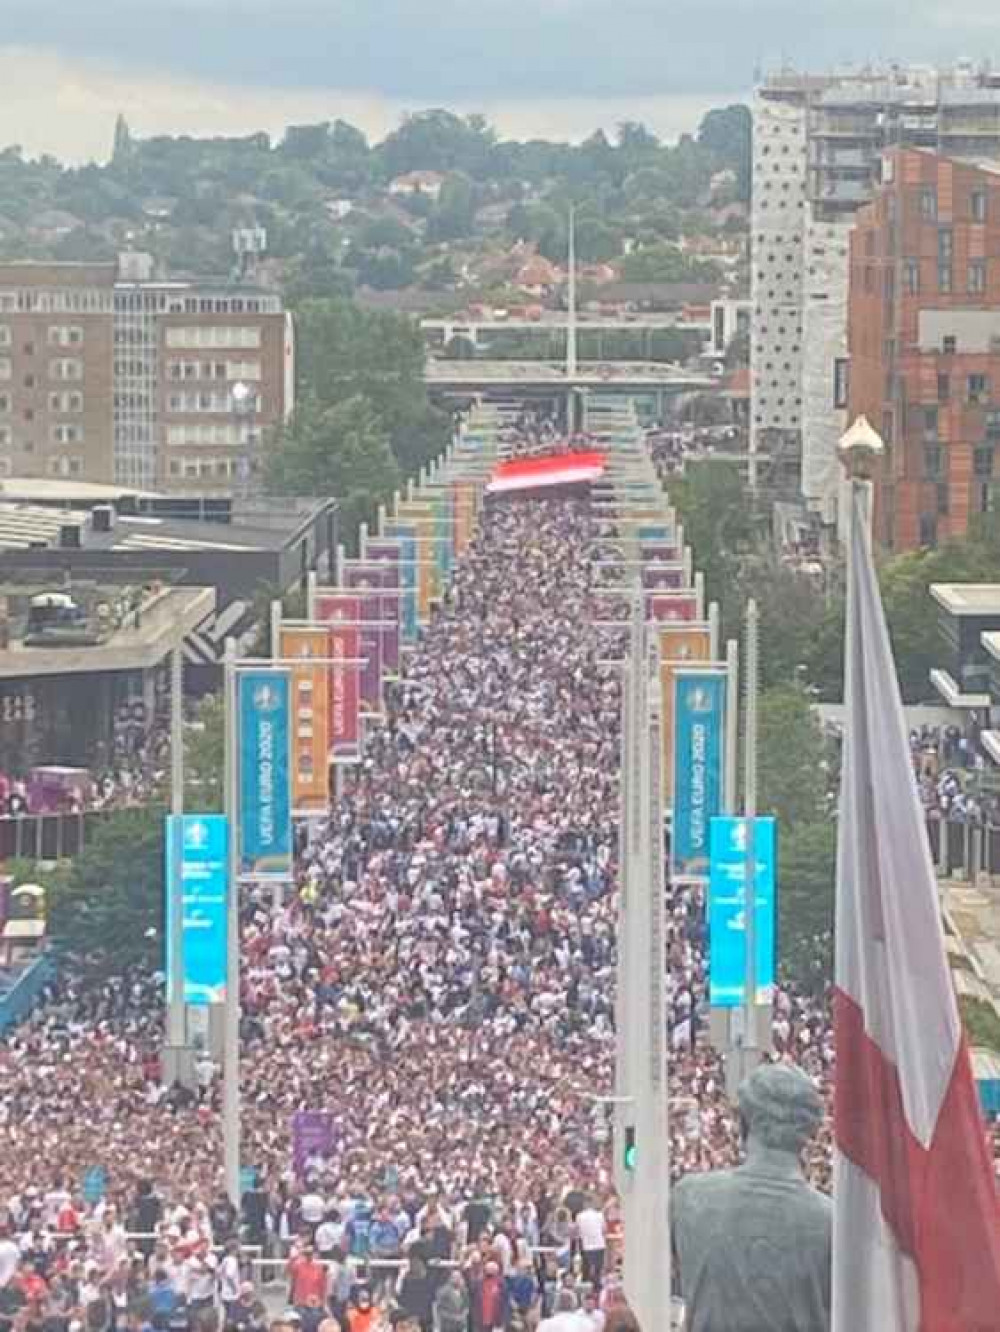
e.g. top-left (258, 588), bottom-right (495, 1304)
top-left (567, 205), bottom-right (578, 432)
top-left (164, 646), bottom-right (190, 1087)
top-left (223, 636), bottom-right (241, 1205)
top-left (616, 593), bottom-right (671, 1331)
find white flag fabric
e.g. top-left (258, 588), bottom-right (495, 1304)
top-left (833, 485), bottom-right (1000, 1331)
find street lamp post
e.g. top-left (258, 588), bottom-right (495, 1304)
top-left (232, 381), bottom-right (258, 498)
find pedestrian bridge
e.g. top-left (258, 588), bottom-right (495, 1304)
top-left (424, 359), bottom-right (716, 394)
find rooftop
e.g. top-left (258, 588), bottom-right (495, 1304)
top-left (931, 584), bottom-right (1000, 616)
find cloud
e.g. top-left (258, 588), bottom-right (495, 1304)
top-left (0, 46), bottom-right (736, 163)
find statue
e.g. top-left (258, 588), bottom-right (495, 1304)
top-left (672, 1062), bottom-right (831, 1332)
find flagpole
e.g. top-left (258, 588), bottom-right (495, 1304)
top-left (223, 635), bottom-right (241, 1205)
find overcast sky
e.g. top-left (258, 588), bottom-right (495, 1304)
top-left (0, 0), bottom-right (997, 162)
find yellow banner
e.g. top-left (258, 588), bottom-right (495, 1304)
top-left (278, 624), bottom-right (331, 814)
top-left (658, 625), bottom-right (712, 802)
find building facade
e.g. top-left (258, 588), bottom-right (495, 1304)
top-left (0, 255), bottom-right (293, 494)
top-left (847, 149), bottom-right (1000, 549)
top-left (0, 262), bottom-right (117, 483)
top-left (752, 63), bottom-right (1000, 521)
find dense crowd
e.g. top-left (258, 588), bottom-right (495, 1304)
top-left (2, 473), bottom-right (835, 1330)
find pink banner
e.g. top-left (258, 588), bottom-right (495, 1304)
top-left (315, 593), bottom-right (361, 759)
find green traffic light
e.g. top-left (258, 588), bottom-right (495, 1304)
top-left (624, 1126), bottom-right (637, 1170)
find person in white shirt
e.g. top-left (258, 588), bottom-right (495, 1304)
top-left (299, 1189), bottom-right (326, 1230)
top-left (575, 1201), bottom-right (606, 1288)
top-left (0, 1227), bottom-right (20, 1289)
top-left (539, 1290), bottom-right (593, 1331)
top-left (183, 1241), bottom-right (219, 1309)
top-left (217, 1240), bottom-right (242, 1312)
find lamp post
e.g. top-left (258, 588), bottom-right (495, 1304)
top-left (232, 381), bottom-right (258, 498)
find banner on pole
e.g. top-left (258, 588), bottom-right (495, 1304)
top-left (165, 813), bottom-right (229, 1003)
top-left (671, 668), bottom-right (727, 878)
top-left (342, 567), bottom-right (385, 713)
top-left (708, 816), bottom-right (777, 1006)
top-left (647, 591), bottom-right (698, 623)
top-left (278, 625), bottom-right (331, 815)
top-left (368, 535), bottom-right (417, 642)
top-left (658, 624), bottom-right (712, 800)
top-left (238, 672), bottom-right (292, 877)
top-left (315, 593), bottom-right (361, 760)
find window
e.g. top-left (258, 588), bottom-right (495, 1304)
top-left (0, 393), bottom-right (9, 413)
top-left (919, 188), bottom-right (938, 221)
top-left (833, 358), bottom-right (850, 409)
top-left (975, 444), bottom-right (995, 478)
top-left (0, 326), bottom-right (10, 347)
top-left (939, 265), bottom-right (953, 293)
top-left (164, 325), bottom-right (262, 350)
top-left (943, 335), bottom-right (957, 356)
top-left (923, 406), bottom-right (939, 439)
top-left (50, 424), bottom-right (83, 445)
top-left (938, 228), bottom-right (954, 262)
top-left (968, 260), bottom-right (987, 294)
top-left (49, 358), bottom-right (83, 381)
top-left (924, 443), bottom-right (942, 478)
top-left (972, 189), bottom-right (988, 223)
top-left (864, 266), bottom-right (875, 294)
top-left (937, 483), bottom-right (950, 516)
top-left (937, 373), bottom-right (950, 402)
top-left (0, 357), bottom-right (10, 380)
top-left (986, 410), bottom-right (1000, 439)
top-left (969, 373), bottom-right (991, 405)
top-left (903, 260), bottom-right (920, 294)
top-left (919, 513), bottom-right (937, 546)
top-left (0, 426), bottom-right (11, 447)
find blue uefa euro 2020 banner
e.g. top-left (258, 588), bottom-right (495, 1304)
top-left (708, 816), bottom-right (777, 1007)
top-left (165, 814), bottom-right (228, 1005)
top-left (672, 669), bottom-right (726, 878)
top-left (238, 671), bottom-right (292, 878)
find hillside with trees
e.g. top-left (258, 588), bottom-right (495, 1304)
top-left (0, 105), bottom-right (750, 309)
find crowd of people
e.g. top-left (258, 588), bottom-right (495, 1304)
top-left (2, 445), bottom-right (839, 1330)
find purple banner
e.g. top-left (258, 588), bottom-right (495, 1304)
top-left (343, 566), bottom-right (385, 711)
top-left (345, 560), bottom-right (399, 677)
top-left (292, 1110), bottom-right (334, 1177)
top-left (642, 565), bottom-right (685, 590)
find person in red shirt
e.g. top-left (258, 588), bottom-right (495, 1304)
top-left (287, 1244), bottom-right (331, 1310)
top-left (14, 1258), bottom-right (48, 1306)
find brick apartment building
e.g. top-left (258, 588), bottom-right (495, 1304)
top-left (0, 255), bottom-right (294, 494)
top-left (848, 148), bottom-right (1000, 549)
top-left (0, 262), bottom-right (117, 483)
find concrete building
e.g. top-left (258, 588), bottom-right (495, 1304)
top-left (0, 262), bottom-right (117, 484)
top-left (752, 62), bottom-right (1000, 520)
top-left (114, 252), bottom-right (294, 492)
top-left (847, 148), bottom-right (1000, 549)
top-left (0, 255), bottom-right (293, 496)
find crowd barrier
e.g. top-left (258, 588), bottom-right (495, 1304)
top-left (0, 810), bottom-right (116, 861)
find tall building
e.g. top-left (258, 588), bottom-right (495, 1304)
top-left (0, 262), bottom-right (117, 482)
top-left (847, 148), bottom-right (1000, 550)
top-left (0, 254), bottom-right (294, 494)
top-left (752, 62), bottom-right (1000, 521)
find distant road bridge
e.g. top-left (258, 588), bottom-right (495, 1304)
top-left (424, 359), bottom-right (716, 420)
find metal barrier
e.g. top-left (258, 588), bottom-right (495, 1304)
top-left (0, 811), bottom-right (113, 861)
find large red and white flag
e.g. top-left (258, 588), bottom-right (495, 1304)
top-left (834, 486), bottom-right (1000, 1331)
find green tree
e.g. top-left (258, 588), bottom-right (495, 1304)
top-left (266, 395), bottom-right (401, 546)
top-left (669, 460), bottom-right (752, 621)
top-left (47, 806), bottom-right (165, 976)
top-left (697, 104), bottom-right (752, 201)
top-left (757, 685), bottom-right (832, 830)
top-left (959, 996), bottom-right (1000, 1052)
top-left (426, 174), bottom-right (476, 241)
top-left (621, 243), bottom-right (721, 284)
top-left (184, 694), bottom-right (224, 812)
top-left (778, 820), bottom-right (836, 995)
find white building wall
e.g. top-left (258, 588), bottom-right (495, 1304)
top-left (750, 95), bottom-right (808, 467)
top-left (800, 216), bottom-right (852, 522)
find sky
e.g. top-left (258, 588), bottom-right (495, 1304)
top-left (0, 0), bottom-right (997, 162)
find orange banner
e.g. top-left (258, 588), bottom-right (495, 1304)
top-left (278, 625), bottom-right (331, 814)
top-left (658, 624), bottom-right (712, 802)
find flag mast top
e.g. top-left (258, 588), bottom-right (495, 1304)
top-left (837, 415), bottom-right (885, 482)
